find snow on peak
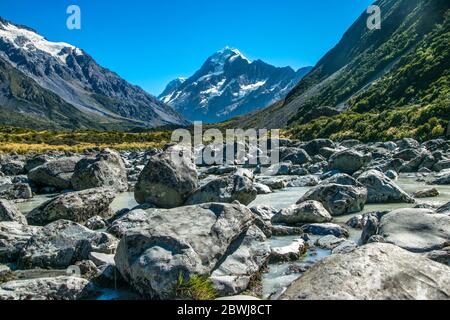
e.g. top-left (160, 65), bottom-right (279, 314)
top-left (0, 20), bottom-right (83, 63)
top-left (211, 46), bottom-right (250, 64)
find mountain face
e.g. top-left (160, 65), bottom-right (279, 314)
top-left (232, 0), bottom-right (449, 139)
top-left (158, 47), bottom-right (312, 123)
top-left (0, 17), bottom-right (188, 130)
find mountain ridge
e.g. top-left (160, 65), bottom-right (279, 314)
top-left (159, 47), bottom-right (312, 123)
top-left (0, 17), bottom-right (188, 130)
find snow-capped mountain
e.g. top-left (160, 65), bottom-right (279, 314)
top-left (159, 47), bottom-right (312, 123)
top-left (0, 17), bottom-right (188, 130)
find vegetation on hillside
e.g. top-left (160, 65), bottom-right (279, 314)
top-left (287, 6), bottom-right (450, 142)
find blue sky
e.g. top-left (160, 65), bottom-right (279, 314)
top-left (0, 0), bottom-right (374, 95)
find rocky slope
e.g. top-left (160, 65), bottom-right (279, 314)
top-left (230, 0), bottom-right (449, 140)
top-left (159, 47), bottom-right (312, 123)
top-left (0, 17), bottom-right (188, 130)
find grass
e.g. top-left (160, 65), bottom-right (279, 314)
top-left (0, 127), bottom-right (172, 154)
top-left (175, 273), bottom-right (217, 301)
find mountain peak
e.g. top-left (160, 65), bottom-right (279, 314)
top-left (209, 46), bottom-right (250, 65)
top-left (0, 17), bottom-right (82, 63)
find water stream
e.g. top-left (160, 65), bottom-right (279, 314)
top-left (14, 174), bottom-right (450, 299)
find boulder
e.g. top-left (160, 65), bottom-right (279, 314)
top-left (0, 199), bottom-right (27, 225)
top-left (24, 154), bottom-right (51, 172)
top-left (303, 139), bottom-right (334, 157)
top-left (331, 240), bottom-right (357, 255)
top-left (0, 276), bottom-right (96, 300)
top-left (134, 145), bottom-right (198, 208)
top-left (114, 202), bottom-right (254, 299)
top-left (301, 223), bottom-right (349, 238)
top-left (397, 138), bottom-right (420, 150)
top-left (28, 157), bottom-right (81, 190)
top-left (1, 160), bottom-right (25, 176)
top-left (357, 170), bottom-right (414, 203)
top-left (269, 239), bottom-right (307, 263)
top-left (250, 206), bottom-right (277, 237)
top-left (186, 173), bottom-right (257, 206)
top-left (272, 201), bottom-right (332, 225)
top-left (297, 183), bottom-right (367, 216)
top-left (85, 216), bottom-right (108, 231)
top-left (413, 188), bottom-right (439, 198)
top-left (321, 173), bottom-right (362, 186)
top-left (437, 201), bottom-right (450, 214)
top-left (423, 249), bottom-right (450, 267)
top-left (0, 222), bottom-right (39, 263)
top-left (315, 235), bottom-right (346, 250)
top-left (431, 171), bottom-right (450, 185)
top-left (27, 188), bottom-right (116, 226)
top-left (377, 208), bottom-right (450, 253)
top-left (253, 183), bottom-right (272, 195)
top-left (210, 225), bottom-right (271, 296)
top-left (71, 149), bottom-right (128, 192)
top-left (18, 220), bottom-right (118, 269)
top-left (328, 150), bottom-right (371, 174)
top-left (281, 149), bottom-right (311, 166)
top-left (0, 183), bottom-right (32, 200)
top-left (280, 243), bottom-right (450, 300)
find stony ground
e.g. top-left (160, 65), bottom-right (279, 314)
top-left (0, 137), bottom-right (449, 300)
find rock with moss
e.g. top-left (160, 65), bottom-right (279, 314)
top-left (114, 202), bottom-right (254, 299)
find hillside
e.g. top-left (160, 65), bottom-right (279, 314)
top-left (0, 17), bottom-right (188, 130)
top-left (230, 0), bottom-right (449, 142)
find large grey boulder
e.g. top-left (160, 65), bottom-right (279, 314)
top-left (71, 149), bottom-right (128, 192)
top-left (0, 183), bottom-right (32, 200)
top-left (377, 208), bottom-right (450, 253)
top-left (280, 243), bottom-right (450, 300)
top-left (28, 157), bottom-right (81, 190)
top-left (272, 201), bottom-right (332, 225)
top-left (27, 188), bottom-right (116, 226)
top-left (297, 183), bottom-right (367, 216)
top-left (0, 277), bottom-right (96, 300)
top-left (134, 146), bottom-right (198, 208)
top-left (210, 225), bottom-right (271, 296)
top-left (18, 220), bottom-right (118, 269)
top-left (186, 173), bottom-right (257, 206)
top-left (0, 222), bottom-right (39, 263)
top-left (0, 199), bottom-right (27, 225)
top-left (328, 150), bottom-right (372, 174)
top-left (114, 202), bottom-right (254, 299)
top-left (357, 170), bottom-right (414, 203)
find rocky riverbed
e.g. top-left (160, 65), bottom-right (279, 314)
top-left (0, 138), bottom-right (449, 300)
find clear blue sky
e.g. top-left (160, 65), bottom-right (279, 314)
top-left (0, 0), bottom-right (374, 95)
